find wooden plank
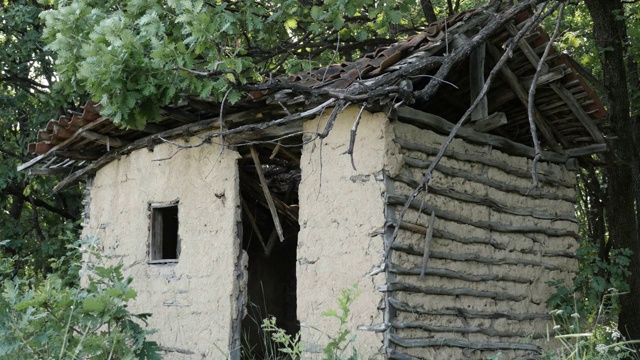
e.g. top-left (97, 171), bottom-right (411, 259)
top-left (250, 145), bottom-right (285, 243)
top-left (549, 82), bottom-right (606, 143)
top-left (53, 150), bottom-right (101, 160)
top-left (565, 143), bottom-right (607, 157)
top-left (504, 22), bottom-right (605, 145)
top-left (473, 112), bottom-right (507, 132)
top-left (80, 131), bottom-right (128, 148)
top-left (151, 208), bottom-right (163, 260)
top-left (27, 167), bottom-right (70, 175)
top-left (520, 67), bottom-right (565, 88)
top-left (470, 42), bottom-right (488, 121)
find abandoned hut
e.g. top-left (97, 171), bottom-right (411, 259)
top-left (20, 4), bottom-right (608, 360)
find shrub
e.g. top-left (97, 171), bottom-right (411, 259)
top-left (0, 237), bottom-right (161, 359)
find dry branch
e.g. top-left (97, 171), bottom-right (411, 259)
top-left (398, 221), bottom-right (508, 250)
top-left (392, 173), bottom-right (577, 222)
top-left (388, 297), bottom-right (551, 321)
top-left (391, 321), bottom-right (543, 338)
top-left (390, 242), bottom-right (562, 271)
top-left (394, 137), bottom-right (572, 186)
top-left (389, 264), bottom-right (532, 284)
top-left (381, 281), bottom-right (524, 301)
top-left (345, 103), bottom-right (366, 170)
top-left (527, 3), bottom-right (565, 189)
top-left (387, 194), bottom-right (577, 237)
top-left (388, 333), bottom-right (541, 352)
top-left (401, 156), bottom-right (575, 202)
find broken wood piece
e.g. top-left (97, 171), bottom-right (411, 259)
top-left (250, 145), bottom-right (285, 242)
top-left (346, 103), bottom-right (366, 170)
top-left (80, 131), bottom-right (127, 148)
top-left (473, 112), bottom-right (507, 132)
top-left (269, 142), bottom-right (281, 159)
top-left (419, 211), bottom-right (436, 279)
top-left (241, 199), bottom-right (268, 254)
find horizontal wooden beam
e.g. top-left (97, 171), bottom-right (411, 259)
top-left (396, 106), bottom-right (568, 163)
top-left (80, 131), bottom-right (127, 148)
top-left (50, 100), bottom-right (333, 192)
top-left (565, 143), bottom-right (607, 157)
top-left (472, 112), bottom-right (507, 132)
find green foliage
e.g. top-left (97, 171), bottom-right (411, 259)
top-left (261, 284), bottom-right (367, 360)
top-left (542, 304), bottom-right (640, 359)
top-left (546, 241), bottom-right (631, 319)
top-left (545, 235), bottom-right (636, 358)
top-left (261, 316), bottom-right (303, 359)
top-left (40, 0), bottom-right (431, 128)
top-left (1, 0), bottom-right (84, 282)
top-left (0, 237), bottom-right (161, 359)
top-left (321, 285), bottom-right (361, 360)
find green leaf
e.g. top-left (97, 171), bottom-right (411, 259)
top-left (83, 296), bottom-right (106, 313)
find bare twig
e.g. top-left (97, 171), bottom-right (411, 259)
top-left (322, 31), bottom-right (341, 82)
top-left (318, 100), bottom-right (349, 139)
top-left (527, 3), bottom-right (564, 190)
top-left (218, 87), bottom-right (233, 150)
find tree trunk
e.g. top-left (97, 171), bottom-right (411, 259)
top-left (421, 0), bottom-right (438, 24)
top-left (584, 0), bottom-right (640, 341)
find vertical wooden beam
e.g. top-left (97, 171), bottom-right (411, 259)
top-left (470, 42), bottom-right (488, 121)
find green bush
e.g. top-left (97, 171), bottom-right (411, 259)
top-left (0, 237), bottom-right (161, 359)
top-left (544, 239), bottom-right (639, 359)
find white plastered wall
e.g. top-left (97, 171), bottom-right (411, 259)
top-left (297, 106), bottom-right (402, 358)
top-left (83, 137), bottom-right (241, 359)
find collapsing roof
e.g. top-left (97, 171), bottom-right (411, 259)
top-left (19, 4), bottom-right (607, 187)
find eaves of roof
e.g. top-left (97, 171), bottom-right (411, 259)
top-left (19, 5), bottom-right (608, 189)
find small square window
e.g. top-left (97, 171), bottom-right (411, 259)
top-left (150, 203), bottom-right (179, 263)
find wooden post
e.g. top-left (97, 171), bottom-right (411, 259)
top-left (470, 42), bottom-right (488, 122)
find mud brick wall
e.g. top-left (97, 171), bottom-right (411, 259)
top-left (384, 120), bottom-right (578, 360)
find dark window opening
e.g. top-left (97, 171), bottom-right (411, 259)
top-left (239, 142), bottom-right (301, 359)
top-left (150, 204), bottom-right (179, 262)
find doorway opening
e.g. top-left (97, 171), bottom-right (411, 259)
top-left (239, 141), bottom-right (301, 359)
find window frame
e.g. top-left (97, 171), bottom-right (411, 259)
top-left (148, 201), bottom-right (180, 264)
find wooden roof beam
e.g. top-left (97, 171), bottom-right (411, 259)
top-left (486, 43), bottom-right (565, 152)
top-left (549, 83), bottom-right (605, 143)
top-left (505, 23), bottom-right (605, 144)
top-left (80, 131), bottom-right (128, 148)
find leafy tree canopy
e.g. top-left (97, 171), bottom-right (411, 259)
top-left (40, 0), bottom-right (476, 128)
top-left (1, 0), bottom-right (82, 280)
